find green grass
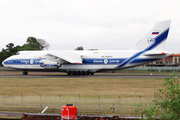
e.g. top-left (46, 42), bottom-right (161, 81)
top-left (0, 116), bottom-right (21, 119)
top-left (0, 77), bottom-right (166, 97)
top-left (0, 71), bottom-right (178, 115)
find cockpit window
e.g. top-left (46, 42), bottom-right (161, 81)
top-left (15, 52), bottom-right (20, 55)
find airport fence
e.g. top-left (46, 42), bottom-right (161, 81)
top-left (0, 94), bottom-right (159, 115)
top-left (125, 66), bottom-right (180, 72)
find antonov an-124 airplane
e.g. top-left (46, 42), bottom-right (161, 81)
top-left (3, 20), bottom-right (173, 75)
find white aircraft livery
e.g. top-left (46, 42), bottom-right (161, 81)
top-left (2, 20), bottom-right (173, 75)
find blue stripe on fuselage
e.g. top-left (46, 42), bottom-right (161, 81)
top-left (4, 59), bottom-right (42, 65)
top-left (116, 51), bottom-right (145, 68)
top-left (82, 58), bottom-right (126, 64)
top-left (4, 58), bottom-right (161, 65)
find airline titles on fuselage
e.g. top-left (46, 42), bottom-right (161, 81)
top-left (20, 59), bottom-right (41, 64)
top-left (93, 59), bottom-right (120, 64)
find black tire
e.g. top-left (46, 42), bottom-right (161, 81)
top-left (90, 73), bottom-right (94, 75)
top-left (81, 71), bottom-right (85, 75)
top-left (77, 71), bottom-right (81, 75)
top-left (67, 71), bottom-right (71, 75)
top-left (23, 71), bottom-right (28, 75)
top-left (85, 71), bottom-right (89, 75)
top-left (72, 71), bottom-right (76, 75)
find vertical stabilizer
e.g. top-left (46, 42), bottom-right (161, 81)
top-left (132, 20), bottom-right (171, 51)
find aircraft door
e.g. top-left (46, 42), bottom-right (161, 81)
top-left (24, 61), bottom-right (28, 69)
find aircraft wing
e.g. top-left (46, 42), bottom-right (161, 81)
top-left (47, 51), bottom-right (82, 64)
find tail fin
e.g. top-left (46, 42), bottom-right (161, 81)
top-left (132, 20), bottom-right (171, 51)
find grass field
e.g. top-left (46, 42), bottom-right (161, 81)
top-left (0, 71), bottom-right (178, 114)
top-left (0, 77), bottom-right (166, 97)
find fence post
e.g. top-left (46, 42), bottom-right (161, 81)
top-left (98, 95), bottom-right (100, 113)
top-left (139, 95), bottom-right (141, 114)
top-left (21, 94), bottom-right (23, 111)
top-left (2, 93), bottom-right (4, 111)
top-left (78, 94), bottom-right (80, 113)
top-left (113, 103), bottom-right (114, 116)
top-left (118, 95), bottom-right (120, 113)
top-left (58, 94), bottom-right (61, 112)
top-left (160, 96), bottom-right (162, 113)
top-left (39, 94), bottom-right (42, 111)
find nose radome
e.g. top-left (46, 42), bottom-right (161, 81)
top-left (2, 58), bottom-right (9, 67)
top-left (2, 59), bottom-right (6, 67)
top-left (2, 56), bottom-right (16, 68)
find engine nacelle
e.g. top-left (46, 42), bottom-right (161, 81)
top-left (44, 62), bottom-right (58, 69)
top-left (39, 58), bottom-right (66, 69)
top-left (40, 60), bottom-right (59, 69)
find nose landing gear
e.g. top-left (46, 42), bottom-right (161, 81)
top-left (23, 71), bottom-right (28, 75)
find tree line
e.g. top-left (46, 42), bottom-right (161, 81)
top-left (0, 37), bottom-right (49, 66)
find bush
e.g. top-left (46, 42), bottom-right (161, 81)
top-left (135, 74), bottom-right (180, 120)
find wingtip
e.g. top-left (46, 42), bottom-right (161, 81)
top-left (74, 62), bottom-right (82, 64)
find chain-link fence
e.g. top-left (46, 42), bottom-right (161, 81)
top-left (0, 94), bottom-right (156, 115)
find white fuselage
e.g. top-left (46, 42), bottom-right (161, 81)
top-left (2, 50), bottom-right (172, 73)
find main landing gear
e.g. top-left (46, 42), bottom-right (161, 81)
top-left (67, 71), bottom-right (94, 76)
top-left (23, 71), bottom-right (28, 75)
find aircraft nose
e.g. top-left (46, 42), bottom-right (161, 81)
top-left (2, 58), bottom-right (9, 67)
top-left (2, 59), bottom-right (6, 67)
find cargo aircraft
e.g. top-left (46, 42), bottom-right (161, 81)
top-left (2, 20), bottom-right (172, 75)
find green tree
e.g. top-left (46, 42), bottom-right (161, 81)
top-left (37, 38), bottom-right (50, 50)
top-left (6, 43), bottom-right (14, 52)
top-left (0, 37), bottom-right (49, 66)
top-left (135, 74), bottom-right (180, 119)
top-left (18, 37), bottom-right (44, 51)
top-left (0, 49), bottom-right (9, 66)
top-left (5, 43), bottom-right (21, 55)
top-left (0, 43), bottom-right (21, 66)
top-left (75, 46), bottom-right (84, 50)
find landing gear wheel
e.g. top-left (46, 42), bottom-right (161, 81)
top-left (85, 71), bottom-right (89, 75)
top-left (80, 71), bottom-right (84, 75)
top-left (72, 71), bottom-right (76, 75)
top-left (90, 73), bottom-right (94, 75)
top-left (77, 71), bottom-right (82, 75)
top-left (23, 71), bottom-right (28, 75)
top-left (67, 71), bottom-right (71, 75)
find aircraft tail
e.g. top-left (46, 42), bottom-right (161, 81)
top-left (132, 20), bottom-right (171, 51)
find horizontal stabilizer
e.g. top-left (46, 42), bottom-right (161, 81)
top-left (143, 51), bottom-right (172, 56)
top-left (143, 53), bottom-right (167, 56)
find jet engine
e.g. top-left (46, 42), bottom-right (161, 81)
top-left (39, 58), bottom-right (67, 69)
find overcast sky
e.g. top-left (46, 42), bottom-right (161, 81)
top-left (0, 0), bottom-right (180, 53)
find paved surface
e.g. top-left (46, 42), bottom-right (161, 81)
top-left (0, 74), bottom-right (171, 78)
top-left (0, 111), bottom-right (23, 117)
top-left (0, 71), bottom-right (174, 78)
